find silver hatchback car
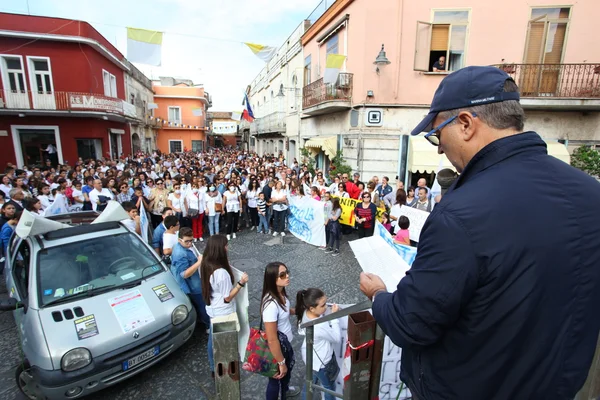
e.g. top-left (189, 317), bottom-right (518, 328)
top-left (0, 210), bottom-right (197, 399)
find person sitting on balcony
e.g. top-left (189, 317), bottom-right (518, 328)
top-left (432, 56), bottom-right (446, 72)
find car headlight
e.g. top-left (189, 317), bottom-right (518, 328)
top-left (61, 348), bottom-right (92, 372)
top-left (172, 305), bottom-right (189, 326)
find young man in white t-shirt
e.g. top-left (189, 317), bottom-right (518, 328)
top-left (161, 215), bottom-right (180, 256)
top-left (120, 202), bottom-right (141, 235)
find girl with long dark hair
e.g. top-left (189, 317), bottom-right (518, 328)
top-left (246, 179), bottom-right (260, 230)
top-left (296, 288), bottom-right (341, 400)
top-left (200, 235), bottom-right (249, 376)
top-left (261, 262), bottom-right (300, 399)
top-left (324, 198), bottom-right (342, 256)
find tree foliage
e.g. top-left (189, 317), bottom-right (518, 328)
top-left (328, 150), bottom-right (353, 182)
top-left (570, 145), bottom-right (600, 177)
top-left (300, 147), bottom-right (316, 175)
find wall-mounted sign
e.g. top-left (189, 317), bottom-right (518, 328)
top-left (69, 94), bottom-right (123, 114)
top-left (365, 108), bottom-right (383, 127)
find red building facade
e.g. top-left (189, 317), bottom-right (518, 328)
top-left (0, 13), bottom-right (136, 167)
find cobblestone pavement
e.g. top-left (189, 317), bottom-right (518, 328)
top-left (0, 228), bottom-right (366, 400)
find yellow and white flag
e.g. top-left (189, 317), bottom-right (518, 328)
top-left (244, 42), bottom-right (277, 63)
top-left (323, 54), bottom-right (346, 84)
top-left (127, 27), bottom-right (163, 66)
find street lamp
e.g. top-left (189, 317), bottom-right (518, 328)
top-left (374, 44), bottom-right (391, 74)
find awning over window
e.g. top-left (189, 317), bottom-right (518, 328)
top-left (545, 141), bottom-right (570, 164)
top-left (409, 136), bottom-right (455, 173)
top-left (305, 136), bottom-right (337, 159)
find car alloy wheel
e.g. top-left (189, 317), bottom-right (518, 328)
top-left (16, 362), bottom-right (45, 400)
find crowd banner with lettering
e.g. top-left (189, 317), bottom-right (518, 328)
top-left (397, 205), bottom-right (430, 242)
top-left (288, 196), bottom-right (326, 247)
top-left (333, 196), bottom-right (386, 226)
top-left (374, 222), bottom-right (417, 266)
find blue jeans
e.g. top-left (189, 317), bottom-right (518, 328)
top-left (302, 354), bottom-right (338, 400)
top-left (188, 293), bottom-right (211, 328)
top-left (208, 214), bottom-right (219, 236)
top-left (208, 323), bottom-right (214, 372)
top-left (258, 214), bottom-right (269, 233)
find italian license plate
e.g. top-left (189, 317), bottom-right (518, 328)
top-left (122, 346), bottom-right (160, 371)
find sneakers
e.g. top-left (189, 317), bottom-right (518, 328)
top-left (199, 237), bottom-right (204, 242)
top-left (267, 230), bottom-right (271, 235)
top-left (287, 386), bottom-right (301, 397)
top-left (273, 232), bottom-right (279, 237)
top-left (280, 232), bottom-right (286, 237)
top-left (324, 247), bottom-right (334, 253)
top-left (332, 250), bottom-right (340, 257)
top-left (250, 226), bottom-right (255, 231)
top-left (257, 230), bottom-right (263, 234)
top-left (226, 234), bottom-right (231, 240)
top-left (193, 238), bottom-right (198, 243)
top-left (233, 233), bottom-right (237, 239)
top-left (318, 246), bottom-right (327, 251)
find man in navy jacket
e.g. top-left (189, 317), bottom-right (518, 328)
top-left (360, 66), bottom-right (600, 399)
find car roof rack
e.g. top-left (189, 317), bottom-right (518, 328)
top-left (44, 221), bottom-right (123, 240)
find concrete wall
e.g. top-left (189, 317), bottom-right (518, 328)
top-left (524, 111), bottom-right (600, 142)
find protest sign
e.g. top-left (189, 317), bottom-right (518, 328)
top-left (288, 195), bottom-right (326, 247)
top-left (374, 222), bottom-right (417, 266)
top-left (397, 205), bottom-right (430, 242)
top-left (139, 200), bottom-right (149, 243)
top-left (333, 196), bottom-right (386, 226)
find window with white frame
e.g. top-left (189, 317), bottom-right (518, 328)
top-left (168, 106), bottom-right (181, 124)
top-left (29, 57), bottom-right (53, 94)
top-left (102, 69), bottom-right (117, 97)
top-left (414, 10), bottom-right (470, 72)
top-left (1, 56), bottom-right (27, 93)
top-left (169, 140), bottom-right (183, 153)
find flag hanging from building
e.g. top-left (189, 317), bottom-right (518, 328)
top-left (244, 43), bottom-right (277, 62)
top-left (127, 27), bottom-right (163, 66)
top-left (242, 93), bottom-right (254, 122)
top-left (323, 54), bottom-right (346, 84)
top-left (192, 108), bottom-right (203, 117)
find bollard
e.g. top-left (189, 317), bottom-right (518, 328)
top-left (212, 320), bottom-right (241, 400)
top-left (344, 311), bottom-right (376, 400)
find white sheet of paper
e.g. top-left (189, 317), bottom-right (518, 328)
top-left (108, 289), bottom-right (155, 334)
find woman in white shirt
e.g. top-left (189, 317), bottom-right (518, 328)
top-left (222, 183), bottom-right (241, 241)
top-left (37, 184), bottom-right (53, 213)
top-left (0, 175), bottom-right (12, 198)
top-left (261, 262), bottom-right (299, 399)
top-left (270, 181), bottom-right (288, 237)
top-left (200, 235), bottom-right (248, 377)
top-left (246, 180), bottom-right (260, 230)
top-left (167, 183), bottom-right (187, 226)
top-left (205, 185), bottom-right (223, 236)
top-left (296, 288), bottom-right (341, 400)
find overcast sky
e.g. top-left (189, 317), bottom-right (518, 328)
top-left (1, 0), bottom-right (320, 111)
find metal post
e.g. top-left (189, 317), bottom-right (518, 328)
top-left (305, 325), bottom-right (315, 400)
top-left (368, 324), bottom-right (386, 399)
top-left (212, 321), bottom-right (241, 400)
top-left (344, 311), bottom-right (376, 400)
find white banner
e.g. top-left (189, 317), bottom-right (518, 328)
top-left (288, 196), bottom-right (326, 247)
top-left (139, 200), bottom-right (149, 243)
top-left (212, 121), bottom-right (237, 134)
top-left (45, 193), bottom-right (70, 216)
top-left (373, 221), bottom-right (417, 267)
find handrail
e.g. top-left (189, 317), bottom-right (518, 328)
top-left (300, 300), bottom-right (372, 328)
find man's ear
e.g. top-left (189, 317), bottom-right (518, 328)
top-left (457, 111), bottom-right (478, 142)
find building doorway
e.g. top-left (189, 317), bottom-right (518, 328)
top-left (108, 129), bottom-right (124, 159)
top-left (11, 126), bottom-right (62, 167)
top-left (76, 139), bottom-right (102, 161)
top-left (132, 133), bottom-right (141, 153)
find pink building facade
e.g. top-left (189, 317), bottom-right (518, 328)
top-left (299, 0), bottom-right (599, 183)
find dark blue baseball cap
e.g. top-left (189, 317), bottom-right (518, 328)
top-left (410, 66), bottom-right (520, 136)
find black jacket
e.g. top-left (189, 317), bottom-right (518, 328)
top-left (372, 132), bottom-right (600, 399)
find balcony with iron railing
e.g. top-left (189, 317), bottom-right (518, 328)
top-left (494, 63), bottom-right (600, 109)
top-left (255, 112), bottom-right (286, 134)
top-left (0, 90), bottom-right (138, 119)
top-left (302, 73), bottom-right (353, 115)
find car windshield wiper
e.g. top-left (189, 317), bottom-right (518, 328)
top-left (43, 284), bottom-right (116, 307)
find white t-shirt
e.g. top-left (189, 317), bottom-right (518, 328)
top-left (205, 193), bottom-right (222, 216)
top-left (121, 218), bottom-right (137, 233)
top-left (168, 193), bottom-right (186, 213)
top-left (246, 190), bottom-right (258, 208)
top-left (89, 188), bottom-right (114, 211)
top-left (271, 189), bottom-right (288, 212)
top-left (163, 232), bottom-right (178, 252)
top-left (223, 190), bottom-right (240, 213)
top-left (298, 313), bottom-right (341, 371)
top-left (205, 268), bottom-right (236, 318)
top-left (262, 295), bottom-right (293, 342)
top-left (71, 188), bottom-right (84, 203)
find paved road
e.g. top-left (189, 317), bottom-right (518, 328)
top-left (0, 229), bottom-right (366, 399)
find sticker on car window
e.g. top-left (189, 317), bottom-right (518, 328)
top-left (152, 284), bottom-right (174, 302)
top-left (108, 290), bottom-right (155, 334)
top-left (72, 284), bottom-right (90, 294)
top-left (120, 272), bottom-right (136, 280)
top-left (54, 288), bottom-right (65, 298)
top-left (74, 314), bottom-right (99, 340)
top-left (44, 289), bottom-right (53, 296)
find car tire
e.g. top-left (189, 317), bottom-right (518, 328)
top-left (15, 362), bottom-right (46, 400)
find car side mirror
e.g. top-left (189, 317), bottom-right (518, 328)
top-left (0, 297), bottom-right (24, 311)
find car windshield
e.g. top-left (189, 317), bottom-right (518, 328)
top-left (38, 232), bottom-right (163, 306)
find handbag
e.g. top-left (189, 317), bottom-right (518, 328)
top-left (188, 193), bottom-right (200, 218)
top-left (242, 317), bottom-right (279, 378)
top-left (214, 201), bottom-right (223, 212)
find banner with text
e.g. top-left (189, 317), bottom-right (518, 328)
top-left (333, 196), bottom-right (386, 226)
top-left (288, 196), bottom-right (326, 247)
top-left (396, 205), bottom-right (430, 242)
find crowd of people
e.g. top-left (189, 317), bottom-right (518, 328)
top-left (0, 148), bottom-right (438, 399)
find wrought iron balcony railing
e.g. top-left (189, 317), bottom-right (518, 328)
top-left (302, 73), bottom-right (353, 109)
top-left (495, 63), bottom-right (600, 98)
